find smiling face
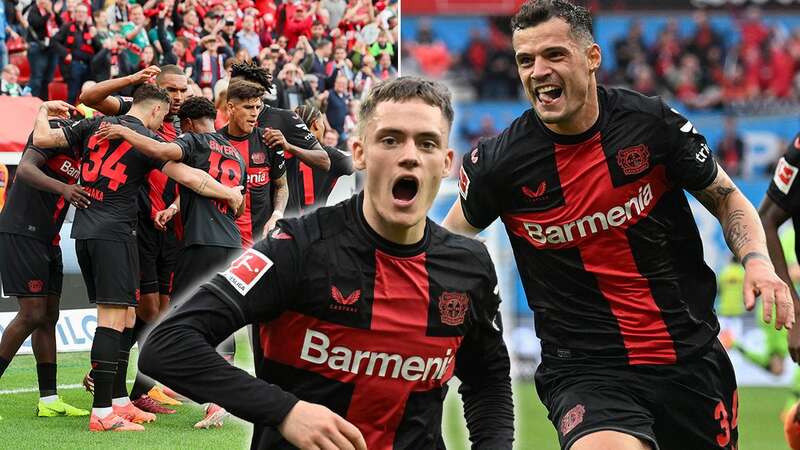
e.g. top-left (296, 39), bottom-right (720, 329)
top-left (353, 100), bottom-right (453, 243)
top-left (512, 17), bottom-right (601, 135)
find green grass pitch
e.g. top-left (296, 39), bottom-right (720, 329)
top-left (0, 332), bottom-right (792, 449)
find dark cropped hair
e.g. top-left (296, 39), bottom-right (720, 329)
top-left (156, 64), bottom-right (186, 82)
top-left (132, 83), bottom-right (170, 106)
top-left (511, 0), bottom-right (594, 44)
top-left (230, 61), bottom-right (272, 91)
top-left (227, 80), bottom-right (266, 102)
top-left (177, 96), bottom-right (217, 121)
top-left (358, 77), bottom-right (453, 136)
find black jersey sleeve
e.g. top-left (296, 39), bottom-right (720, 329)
top-left (459, 140), bottom-right (502, 230)
top-left (114, 95), bottom-right (133, 115)
top-left (284, 111), bottom-right (321, 149)
top-left (660, 102), bottom-right (719, 191)
top-left (454, 248), bottom-right (514, 450)
top-left (271, 143), bottom-right (287, 180)
top-left (326, 146), bottom-right (354, 177)
top-left (62, 117), bottom-right (100, 149)
top-left (173, 133), bottom-right (198, 165)
top-left (766, 133), bottom-right (800, 213)
top-left (139, 233), bottom-right (303, 427)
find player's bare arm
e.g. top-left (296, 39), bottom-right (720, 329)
top-left (80, 66), bottom-right (161, 115)
top-left (443, 200), bottom-right (483, 237)
top-left (31, 102), bottom-right (74, 148)
top-left (264, 128), bottom-right (331, 171)
top-left (161, 161), bottom-right (244, 213)
top-left (690, 165), bottom-right (794, 330)
top-left (759, 196), bottom-right (800, 361)
top-left (94, 122), bottom-right (183, 161)
top-left (265, 173), bottom-right (288, 235)
top-left (16, 150), bottom-right (91, 208)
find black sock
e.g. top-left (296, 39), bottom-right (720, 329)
top-left (0, 356), bottom-right (10, 378)
top-left (112, 327), bottom-right (134, 399)
top-left (91, 327), bottom-right (121, 409)
top-left (37, 363), bottom-right (57, 397)
top-left (129, 320), bottom-right (154, 400)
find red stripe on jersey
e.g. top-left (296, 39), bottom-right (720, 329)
top-left (502, 132), bottom-right (675, 365)
top-left (158, 121), bottom-right (178, 141)
top-left (147, 170), bottom-right (169, 220)
top-left (300, 162), bottom-right (315, 206)
top-left (231, 138), bottom-right (254, 248)
top-left (259, 251), bottom-right (462, 450)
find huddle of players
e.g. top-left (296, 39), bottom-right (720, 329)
top-left (0, 61), bottom-right (354, 431)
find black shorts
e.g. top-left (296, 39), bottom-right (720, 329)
top-left (137, 218), bottom-right (178, 296)
top-left (76, 238), bottom-right (139, 306)
top-left (172, 245), bottom-right (240, 302)
top-left (0, 232), bottom-right (63, 297)
top-left (535, 341), bottom-right (738, 450)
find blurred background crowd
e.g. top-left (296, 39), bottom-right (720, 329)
top-left (0, 0), bottom-right (397, 143)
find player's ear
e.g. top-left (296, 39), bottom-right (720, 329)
top-left (352, 137), bottom-right (366, 171)
top-left (587, 42), bottom-right (602, 74)
top-left (441, 147), bottom-right (454, 178)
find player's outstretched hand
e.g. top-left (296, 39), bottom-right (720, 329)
top-left (61, 184), bottom-right (90, 209)
top-left (278, 400), bottom-right (367, 450)
top-left (228, 185), bottom-right (245, 218)
top-left (42, 100), bottom-right (75, 119)
top-left (744, 255), bottom-right (795, 330)
top-left (154, 207), bottom-right (178, 231)
top-left (129, 65), bottom-right (161, 85)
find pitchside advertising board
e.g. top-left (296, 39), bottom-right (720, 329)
top-left (0, 308), bottom-right (96, 354)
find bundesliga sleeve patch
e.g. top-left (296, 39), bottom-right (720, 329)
top-left (221, 249), bottom-right (274, 296)
top-left (774, 157), bottom-right (798, 194)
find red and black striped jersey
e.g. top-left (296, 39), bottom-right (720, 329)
top-left (0, 119), bottom-right (81, 245)
top-left (174, 131), bottom-right (245, 248)
top-left (299, 145), bottom-right (354, 212)
top-left (258, 105), bottom-right (321, 216)
top-left (460, 86), bottom-right (720, 366)
top-left (64, 115), bottom-right (166, 241)
top-left (219, 125), bottom-right (286, 248)
top-left (140, 194), bottom-right (514, 450)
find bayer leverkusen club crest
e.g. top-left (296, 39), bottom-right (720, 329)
top-left (438, 292), bottom-right (470, 326)
top-left (616, 144), bottom-right (650, 175)
top-left (27, 280), bottom-right (43, 293)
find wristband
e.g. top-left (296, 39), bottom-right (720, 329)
top-left (168, 204), bottom-right (178, 211)
top-left (741, 252), bottom-right (771, 267)
top-left (272, 210), bottom-right (284, 219)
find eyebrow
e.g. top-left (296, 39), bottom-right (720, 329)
top-left (516, 45), bottom-right (570, 58)
top-left (376, 128), bottom-right (443, 141)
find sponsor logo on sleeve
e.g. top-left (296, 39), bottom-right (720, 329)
top-left (522, 181), bottom-right (547, 199)
top-left (774, 157), bottom-right (799, 194)
top-left (221, 249), bottom-right (274, 295)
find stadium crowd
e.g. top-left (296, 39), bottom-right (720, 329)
top-left (405, 6), bottom-right (800, 113)
top-left (0, 0), bottom-right (397, 145)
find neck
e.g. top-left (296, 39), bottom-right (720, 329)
top-left (127, 106), bottom-right (152, 129)
top-left (543, 80), bottom-right (600, 136)
top-left (361, 193), bottom-right (425, 246)
top-left (227, 121), bottom-right (248, 137)
top-left (194, 121), bottom-right (216, 134)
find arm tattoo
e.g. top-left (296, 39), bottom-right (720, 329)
top-left (691, 182), bottom-right (735, 217)
top-left (742, 251), bottom-right (771, 267)
top-left (724, 209), bottom-right (751, 255)
top-left (197, 173), bottom-right (210, 195)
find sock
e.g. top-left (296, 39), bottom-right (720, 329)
top-left (37, 362), bottom-right (58, 398)
top-left (92, 406), bottom-right (113, 418)
top-left (129, 320), bottom-right (155, 400)
top-left (111, 397), bottom-right (131, 406)
top-left (40, 394), bottom-right (58, 404)
top-left (91, 327), bottom-right (121, 409)
top-left (0, 356), bottom-right (10, 377)
top-left (112, 327), bottom-right (134, 399)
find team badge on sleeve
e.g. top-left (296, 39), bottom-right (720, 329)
top-left (774, 157), bottom-right (798, 194)
top-left (221, 249), bottom-right (273, 295)
top-left (458, 166), bottom-right (470, 200)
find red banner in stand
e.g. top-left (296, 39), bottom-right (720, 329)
top-left (0, 96), bottom-right (44, 152)
top-left (402, 0), bottom-right (527, 15)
